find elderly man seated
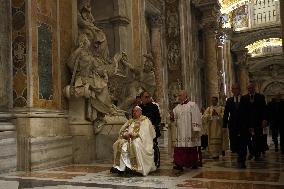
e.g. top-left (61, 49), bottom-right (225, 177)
top-left (110, 106), bottom-right (156, 176)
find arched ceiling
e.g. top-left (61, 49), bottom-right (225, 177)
top-left (231, 27), bottom-right (282, 51)
top-left (219, 0), bottom-right (252, 14)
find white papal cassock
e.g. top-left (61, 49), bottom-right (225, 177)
top-left (173, 101), bottom-right (202, 147)
top-left (172, 101), bottom-right (202, 167)
top-left (112, 115), bottom-right (156, 176)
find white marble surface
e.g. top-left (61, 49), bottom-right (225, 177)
top-left (0, 180), bottom-right (19, 189)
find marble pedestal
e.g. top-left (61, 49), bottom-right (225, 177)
top-left (16, 111), bottom-right (72, 171)
top-left (0, 121), bottom-right (16, 173)
top-left (69, 98), bottom-right (95, 164)
top-left (94, 116), bottom-right (126, 162)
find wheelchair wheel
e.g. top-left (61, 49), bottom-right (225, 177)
top-left (153, 144), bottom-right (160, 168)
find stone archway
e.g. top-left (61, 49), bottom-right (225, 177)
top-left (262, 81), bottom-right (284, 101)
top-left (231, 27), bottom-right (282, 52)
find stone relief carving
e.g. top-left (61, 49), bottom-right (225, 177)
top-left (117, 53), bottom-right (156, 112)
top-left (64, 1), bottom-right (130, 128)
top-left (65, 0), bottom-right (158, 128)
top-left (77, 0), bottom-right (109, 60)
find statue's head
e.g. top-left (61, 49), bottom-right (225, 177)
top-left (78, 0), bottom-right (91, 13)
top-left (143, 53), bottom-right (154, 72)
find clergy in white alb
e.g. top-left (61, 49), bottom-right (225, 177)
top-left (170, 90), bottom-right (202, 170)
top-left (202, 97), bottom-right (228, 159)
top-left (111, 106), bottom-right (156, 176)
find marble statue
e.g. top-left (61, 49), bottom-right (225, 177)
top-left (77, 0), bottom-right (109, 59)
top-left (117, 53), bottom-right (156, 112)
top-left (65, 0), bottom-right (158, 129)
top-left (67, 34), bottom-right (114, 122)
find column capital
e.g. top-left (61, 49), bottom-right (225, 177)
top-left (150, 14), bottom-right (164, 28)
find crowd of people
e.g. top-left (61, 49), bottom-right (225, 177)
top-left (110, 82), bottom-right (284, 176)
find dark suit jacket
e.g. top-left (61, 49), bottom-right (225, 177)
top-left (223, 96), bottom-right (240, 129)
top-left (238, 93), bottom-right (267, 131)
top-left (140, 102), bottom-right (161, 137)
top-left (267, 99), bottom-right (284, 126)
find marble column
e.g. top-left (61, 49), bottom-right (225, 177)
top-left (0, 0), bottom-right (16, 173)
top-left (203, 26), bottom-right (219, 104)
top-left (111, 0), bottom-right (130, 54)
top-left (236, 50), bottom-right (249, 95)
top-left (150, 15), bottom-right (163, 106)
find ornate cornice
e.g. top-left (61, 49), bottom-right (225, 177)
top-left (231, 26), bottom-right (282, 52)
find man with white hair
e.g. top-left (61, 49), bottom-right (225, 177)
top-left (170, 90), bottom-right (202, 170)
top-left (111, 106), bottom-right (157, 176)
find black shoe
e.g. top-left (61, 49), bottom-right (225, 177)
top-left (110, 167), bottom-right (123, 174)
top-left (191, 165), bottom-right (198, 169)
top-left (275, 148), bottom-right (279, 152)
top-left (254, 156), bottom-right (260, 161)
top-left (173, 165), bottom-right (183, 171)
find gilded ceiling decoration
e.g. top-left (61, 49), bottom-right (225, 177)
top-left (219, 0), bottom-right (252, 13)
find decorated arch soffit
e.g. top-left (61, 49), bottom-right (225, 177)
top-left (262, 81), bottom-right (284, 96)
top-left (249, 55), bottom-right (284, 71)
top-left (231, 27), bottom-right (282, 51)
top-left (246, 38), bottom-right (282, 57)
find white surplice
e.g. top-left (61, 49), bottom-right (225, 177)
top-left (113, 116), bottom-right (156, 176)
top-left (173, 101), bottom-right (202, 147)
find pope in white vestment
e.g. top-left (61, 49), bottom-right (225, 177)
top-left (170, 90), bottom-right (202, 170)
top-left (111, 106), bottom-right (156, 176)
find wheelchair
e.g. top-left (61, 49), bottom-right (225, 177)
top-left (153, 137), bottom-right (160, 168)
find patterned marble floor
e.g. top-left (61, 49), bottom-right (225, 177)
top-left (1, 137), bottom-right (284, 189)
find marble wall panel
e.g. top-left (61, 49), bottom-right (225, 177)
top-left (38, 23), bottom-right (53, 100)
top-left (12, 0), bottom-right (27, 107)
top-left (32, 0), bottom-right (59, 109)
top-left (0, 0), bottom-right (12, 110)
top-left (30, 136), bottom-right (72, 170)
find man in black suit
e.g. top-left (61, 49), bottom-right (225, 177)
top-left (223, 84), bottom-right (241, 154)
top-left (140, 91), bottom-right (161, 168)
top-left (238, 82), bottom-right (267, 165)
top-left (268, 93), bottom-right (284, 154)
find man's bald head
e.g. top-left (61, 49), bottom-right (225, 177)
top-left (247, 82), bottom-right (255, 94)
top-left (177, 90), bottom-right (188, 103)
top-left (231, 83), bottom-right (240, 96)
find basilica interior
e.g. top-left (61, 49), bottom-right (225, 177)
top-left (0, 0), bottom-right (284, 188)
